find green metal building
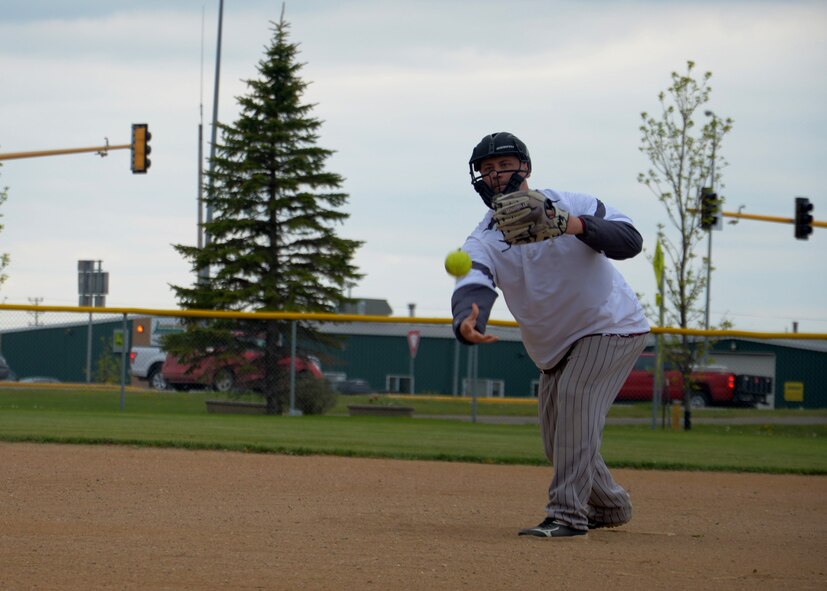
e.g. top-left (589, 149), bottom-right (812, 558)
top-left (1, 315), bottom-right (825, 408)
top-left (0, 316), bottom-right (130, 383)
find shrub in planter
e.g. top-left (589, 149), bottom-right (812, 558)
top-left (218, 371), bottom-right (338, 416)
top-left (292, 373), bottom-right (338, 415)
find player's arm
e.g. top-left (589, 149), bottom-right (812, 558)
top-left (451, 284), bottom-right (498, 345)
top-left (575, 199), bottom-right (643, 260)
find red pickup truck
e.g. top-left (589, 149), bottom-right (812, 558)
top-left (616, 352), bottom-right (772, 408)
top-left (162, 336), bottom-right (322, 392)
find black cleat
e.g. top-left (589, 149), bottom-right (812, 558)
top-left (518, 517), bottom-right (587, 538)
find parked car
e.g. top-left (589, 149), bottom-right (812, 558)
top-left (0, 354), bottom-right (18, 381)
top-left (331, 378), bottom-right (374, 395)
top-left (161, 335), bottom-right (323, 392)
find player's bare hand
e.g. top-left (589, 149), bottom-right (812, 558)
top-left (460, 303), bottom-right (499, 344)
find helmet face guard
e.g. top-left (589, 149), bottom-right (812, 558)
top-left (468, 132), bottom-right (532, 208)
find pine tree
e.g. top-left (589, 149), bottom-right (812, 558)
top-left (169, 15), bottom-right (362, 414)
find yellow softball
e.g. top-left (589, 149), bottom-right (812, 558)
top-left (444, 249), bottom-right (472, 277)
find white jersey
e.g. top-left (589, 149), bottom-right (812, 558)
top-left (454, 188), bottom-right (649, 370)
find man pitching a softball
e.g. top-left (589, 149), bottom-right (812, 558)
top-left (450, 132), bottom-right (649, 538)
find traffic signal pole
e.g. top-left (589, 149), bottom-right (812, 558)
top-left (689, 208), bottom-right (825, 229)
top-left (0, 143), bottom-right (130, 161)
top-left (721, 209), bottom-right (825, 229)
top-left (0, 124), bottom-right (150, 174)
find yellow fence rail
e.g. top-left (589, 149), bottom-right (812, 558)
top-left (0, 303), bottom-right (823, 340)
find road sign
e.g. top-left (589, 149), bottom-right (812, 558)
top-left (407, 330), bottom-right (421, 359)
top-left (113, 329), bottom-right (125, 353)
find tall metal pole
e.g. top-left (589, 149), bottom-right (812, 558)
top-left (703, 224), bottom-right (713, 364)
top-left (198, 123), bottom-right (204, 250)
top-left (202, 0), bottom-right (224, 279)
top-left (197, 6), bottom-right (205, 251)
top-left (703, 111), bottom-right (718, 364)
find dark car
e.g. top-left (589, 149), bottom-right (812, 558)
top-left (0, 354), bottom-right (17, 381)
top-left (332, 379), bottom-right (373, 395)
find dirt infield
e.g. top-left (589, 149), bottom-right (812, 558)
top-left (1, 442), bottom-right (825, 590)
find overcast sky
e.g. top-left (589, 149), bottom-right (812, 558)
top-left (1, 0), bottom-right (825, 332)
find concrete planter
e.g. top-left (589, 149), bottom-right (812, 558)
top-left (347, 404), bottom-right (414, 418)
top-left (205, 399), bottom-right (266, 415)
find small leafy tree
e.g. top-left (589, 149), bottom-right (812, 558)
top-left (94, 337), bottom-right (121, 384)
top-left (168, 13), bottom-right (361, 414)
top-left (0, 164), bottom-right (10, 290)
top-left (638, 61), bottom-right (733, 425)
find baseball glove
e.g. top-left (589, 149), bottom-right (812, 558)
top-left (492, 190), bottom-right (570, 245)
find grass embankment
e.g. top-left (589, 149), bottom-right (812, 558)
top-left (0, 387), bottom-right (825, 474)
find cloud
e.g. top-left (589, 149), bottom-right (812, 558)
top-left (1, 0), bottom-right (825, 333)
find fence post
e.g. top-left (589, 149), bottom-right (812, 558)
top-left (86, 312), bottom-right (93, 383)
top-left (652, 333), bottom-right (662, 430)
top-left (452, 340), bottom-right (460, 396)
top-left (467, 346), bottom-right (478, 423)
top-left (120, 313), bottom-right (128, 411)
top-left (288, 320), bottom-right (298, 416)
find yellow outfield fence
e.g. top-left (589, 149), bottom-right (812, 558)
top-left (0, 302), bottom-right (824, 339)
top-left (0, 303), bottom-right (825, 409)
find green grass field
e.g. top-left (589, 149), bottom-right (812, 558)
top-left (1, 386), bottom-right (825, 474)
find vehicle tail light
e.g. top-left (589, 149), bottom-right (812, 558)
top-left (129, 351), bottom-right (137, 364)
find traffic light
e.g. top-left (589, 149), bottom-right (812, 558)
top-left (794, 197), bottom-right (813, 240)
top-left (131, 123), bottom-right (151, 173)
top-left (699, 187), bottom-right (719, 230)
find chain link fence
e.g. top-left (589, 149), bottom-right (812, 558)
top-left (1, 304), bottom-right (825, 410)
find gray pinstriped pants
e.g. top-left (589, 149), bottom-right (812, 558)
top-left (538, 333), bottom-right (647, 530)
